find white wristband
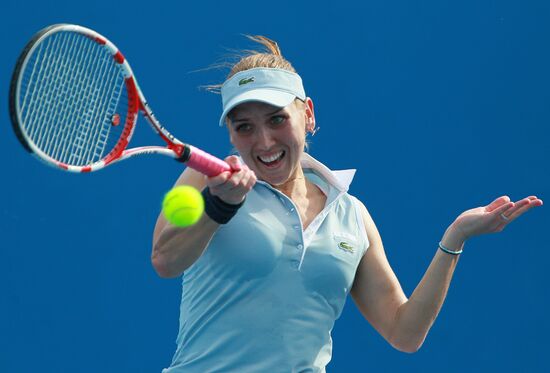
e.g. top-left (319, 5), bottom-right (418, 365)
top-left (438, 241), bottom-right (463, 255)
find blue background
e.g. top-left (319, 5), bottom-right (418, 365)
top-left (1, 1), bottom-right (548, 372)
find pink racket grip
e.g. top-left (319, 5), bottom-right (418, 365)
top-left (185, 146), bottom-right (235, 177)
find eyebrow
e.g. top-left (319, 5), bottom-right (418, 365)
top-left (231, 108), bottom-right (284, 124)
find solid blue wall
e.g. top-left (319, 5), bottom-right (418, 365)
top-left (1, 1), bottom-right (548, 372)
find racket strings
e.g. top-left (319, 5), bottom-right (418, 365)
top-left (53, 33), bottom-right (99, 164)
top-left (23, 35), bottom-right (62, 144)
top-left (66, 36), bottom-right (121, 165)
top-left (18, 31), bottom-right (128, 166)
top-left (50, 33), bottom-right (98, 163)
top-left (27, 33), bottom-right (82, 154)
top-left (38, 33), bottom-right (88, 161)
top-left (66, 33), bottom-right (126, 165)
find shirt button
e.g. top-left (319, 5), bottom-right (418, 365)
top-left (293, 225), bottom-right (300, 230)
top-left (297, 244), bottom-right (303, 250)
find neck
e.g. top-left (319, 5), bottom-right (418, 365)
top-left (274, 168), bottom-right (309, 199)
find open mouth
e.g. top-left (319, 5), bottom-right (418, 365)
top-left (257, 150), bottom-right (285, 167)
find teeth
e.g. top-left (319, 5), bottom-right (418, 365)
top-left (259, 151), bottom-right (283, 163)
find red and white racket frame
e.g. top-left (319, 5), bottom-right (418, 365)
top-left (11, 24), bottom-right (231, 176)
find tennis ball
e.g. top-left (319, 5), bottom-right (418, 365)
top-left (162, 185), bottom-right (204, 227)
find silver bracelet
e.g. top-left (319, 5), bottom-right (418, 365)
top-left (438, 241), bottom-right (463, 255)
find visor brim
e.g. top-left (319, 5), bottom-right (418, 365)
top-left (218, 89), bottom-right (297, 127)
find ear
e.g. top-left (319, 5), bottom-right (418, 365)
top-left (304, 97), bottom-right (316, 133)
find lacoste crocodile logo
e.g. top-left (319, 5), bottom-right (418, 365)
top-left (239, 77), bottom-right (255, 86)
top-left (338, 241), bottom-right (354, 253)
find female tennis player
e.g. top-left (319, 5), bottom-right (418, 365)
top-left (152, 36), bottom-right (543, 372)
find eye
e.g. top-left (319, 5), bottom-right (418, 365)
top-left (271, 115), bottom-right (286, 125)
top-left (234, 123), bottom-right (252, 133)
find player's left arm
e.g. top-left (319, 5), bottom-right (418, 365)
top-left (351, 196), bottom-right (542, 353)
top-left (351, 205), bottom-right (460, 353)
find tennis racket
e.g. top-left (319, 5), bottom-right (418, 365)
top-left (9, 24), bottom-right (232, 176)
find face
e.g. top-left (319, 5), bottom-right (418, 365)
top-left (227, 98), bottom-right (315, 186)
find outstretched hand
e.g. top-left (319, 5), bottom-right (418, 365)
top-left (451, 195), bottom-right (543, 242)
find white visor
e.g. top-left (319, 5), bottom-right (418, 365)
top-left (219, 68), bottom-right (306, 127)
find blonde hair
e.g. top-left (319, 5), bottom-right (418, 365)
top-left (204, 35), bottom-right (297, 93)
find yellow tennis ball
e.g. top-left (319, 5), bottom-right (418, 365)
top-left (162, 185), bottom-right (204, 227)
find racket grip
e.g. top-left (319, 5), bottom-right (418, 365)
top-left (186, 146), bottom-right (233, 177)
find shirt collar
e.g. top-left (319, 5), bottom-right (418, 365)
top-left (299, 153), bottom-right (356, 193)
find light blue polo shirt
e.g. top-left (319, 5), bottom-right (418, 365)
top-left (162, 153), bottom-right (369, 373)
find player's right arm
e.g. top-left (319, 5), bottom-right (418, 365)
top-left (152, 156), bottom-right (255, 278)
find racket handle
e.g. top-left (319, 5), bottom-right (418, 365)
top-left (186, 146), bottom-right (233, 177)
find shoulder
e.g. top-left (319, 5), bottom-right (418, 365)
top-left (346, 195), bottom-right (386, 256)
top-left (349, 197), bottom-right (377, 233)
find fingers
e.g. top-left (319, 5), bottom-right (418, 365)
top-left (493, 201), bottom-right (515, 215)
top-left (493, 195), bottom-right (543, 232)
top-left (207, 156), bottom-right (245, 189)
top-left (525, 195), bottom-right (544, 207)
top-left (225, 155), bottom-right (242, 172)
top-left (226, 165), bottom-right (256, 193)
top-left (485, 195), bottom-right (511, 213)
top-left (208, 170), bottom-right (232, 189)
top-left (206, 157), bottom-right (256, 205)
top-left (501, 196), bottom-right (543, 222)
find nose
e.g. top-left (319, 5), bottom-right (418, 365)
top-left (255, 126), bottom-right (276, 150)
